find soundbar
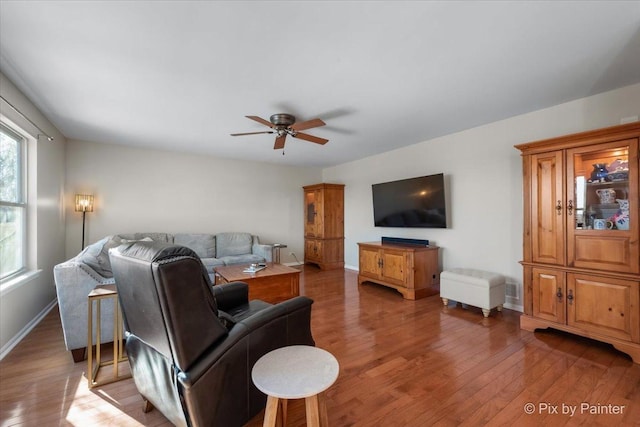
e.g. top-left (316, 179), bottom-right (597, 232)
top-left (381, 236), bottom-right (429, 246)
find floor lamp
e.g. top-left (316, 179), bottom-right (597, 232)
top-left (75, 194), bottom-right (94, 250)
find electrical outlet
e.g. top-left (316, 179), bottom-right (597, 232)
top-left (289, 252), bottom-right (295, 256)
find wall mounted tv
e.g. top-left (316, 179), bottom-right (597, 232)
top-left (372, 173), bottom-right (447, 228)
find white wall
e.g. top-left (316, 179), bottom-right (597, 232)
top-left (0, 72), bottom-right (67, 353)
top-left (64, 140), bottom-right (322, 263)
top-left (323, 83), bottom-right (640, 311)
top-left (3, 76), bottom-right (637, 356)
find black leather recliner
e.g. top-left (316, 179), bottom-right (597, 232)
top-left (109, 241), bottom-right (315, 427)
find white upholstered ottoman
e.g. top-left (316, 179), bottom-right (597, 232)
top-left (440, 268), bottom-right (506, 317)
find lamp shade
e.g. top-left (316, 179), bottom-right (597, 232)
top-left (75, 194), bottom-right (94, 212)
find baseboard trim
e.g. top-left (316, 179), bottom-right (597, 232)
top-left (0, 299), bottom-right (58, 361)
top-left (344, 264), bottom-right (358, 272)
top-left (283, 261), bottom-right (304, 267)
top-left (503, 302), bottom-right (523, 313)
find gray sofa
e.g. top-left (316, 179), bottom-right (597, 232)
top-left (53, 232), bottom-right (273, 362)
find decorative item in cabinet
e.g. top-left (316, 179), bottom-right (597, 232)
top-left (608, 158), bottom-right (629, 181)
top-left (614, 199), bottom-right (630, 231)
top-left (515, 121), bottom-right (640, 363)
top-left (589, 163), bottom-right (609, 182)
top-left (595, 188), bottom-right (616, 204)
top-left (591, 203), bottom-right (621, 222)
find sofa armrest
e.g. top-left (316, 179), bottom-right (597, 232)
top-left (211, 281), bottom-right (249, 310)
top-left (53, 259), bottom-right (116, 351)
top-left (252, 243), bottom-right (273, 262)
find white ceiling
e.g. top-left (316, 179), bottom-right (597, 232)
top-left (1, 1), bottom-right (639, 168)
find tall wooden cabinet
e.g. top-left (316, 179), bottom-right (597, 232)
top-left (303, 183), bottom-right (344, 270)
top-left (357, 242), bottom-right (440, 300)
top-left (516, 122), bottom-right (640, 363)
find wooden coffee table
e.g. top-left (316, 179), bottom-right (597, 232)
top-left (213, 263), bottom-right (301, 303)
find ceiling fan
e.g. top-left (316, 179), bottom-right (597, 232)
top-left (230, 113), bottom-right (328, 150)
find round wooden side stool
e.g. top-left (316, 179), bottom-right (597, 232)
top-left (252, 345), bottom-right (339, 427)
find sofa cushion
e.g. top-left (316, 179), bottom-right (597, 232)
top-left (174, 233), bottom-right (216, 258)
top-left (219, 254), bottom-right (264, 266)
top-left (216, 232), bottom-right (253, 257)
top-left (77, 235), bottom-right (123, 278)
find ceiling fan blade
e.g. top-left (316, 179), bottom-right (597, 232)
top-left (274, 134), bottom-right (287, 150)
top-left (290, 118), bottom-right (326, 131)
top-left (246, 115), bottom-right (275, 128)
top-left (230, 131), bottom-right (274, 136)
top-left (293, 132), bottom-right (329, 145)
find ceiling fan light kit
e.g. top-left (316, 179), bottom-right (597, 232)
top-left (231, 113), bottom-right (329, 150)
top-left (269, 113), bottom-right (295, 126)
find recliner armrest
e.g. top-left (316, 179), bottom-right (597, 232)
top-left (179, 296), bottom-right (314, 385)
top-left (211, 281), bottom-right (249, 309)
top-left (237, 296), bottom-right (313, 332)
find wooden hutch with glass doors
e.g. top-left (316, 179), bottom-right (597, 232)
top-left (515, 122), bottom-right (640, 363)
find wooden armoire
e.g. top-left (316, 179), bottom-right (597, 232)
top-left (303, 183), bottom-right (344, 270)
top-left (515, 122), bottom-right (640, 363)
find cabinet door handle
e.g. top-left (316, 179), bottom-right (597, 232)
top-left (556, 200), bottom-right (562, 215)
top-left (567, 200), bottom-right (573, 216)
top-left (567, 289), bottom-right (574, 305)
top-left (556, 287), bottom-right (563, 301)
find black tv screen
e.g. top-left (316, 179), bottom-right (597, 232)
top-left (372, 173), bottom-right (447, 228)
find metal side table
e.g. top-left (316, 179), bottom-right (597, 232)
top-left (87, 284), bottom-right (131, 388)
top-left (272, 243), bottom-right (287, 264)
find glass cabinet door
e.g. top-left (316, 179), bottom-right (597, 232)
top-left (572, 142), bottom-right (631, 231)
top-left (304, 190), bottom-right (317, 237)
top-left (567, 138), bottom-right (638, 273)
top-left (306, 192), bottom-right (315, 223)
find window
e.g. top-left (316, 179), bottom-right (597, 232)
top-left (0, 123), bottom-right (27, 281)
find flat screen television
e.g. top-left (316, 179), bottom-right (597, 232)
top-left (372, 173), bottom-right (447, 228)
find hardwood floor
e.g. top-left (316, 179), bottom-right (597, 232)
top-left (1, 266), bottom-right (639, 426)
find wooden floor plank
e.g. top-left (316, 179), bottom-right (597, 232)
top-left (1, 266), bottom-right (638, 426)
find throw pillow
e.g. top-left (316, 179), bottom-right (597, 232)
top-left (77, 235), bottom-right (123, 278)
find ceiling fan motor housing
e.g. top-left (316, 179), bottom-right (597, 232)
top-left (270, 113), bottom-right (296, 127)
